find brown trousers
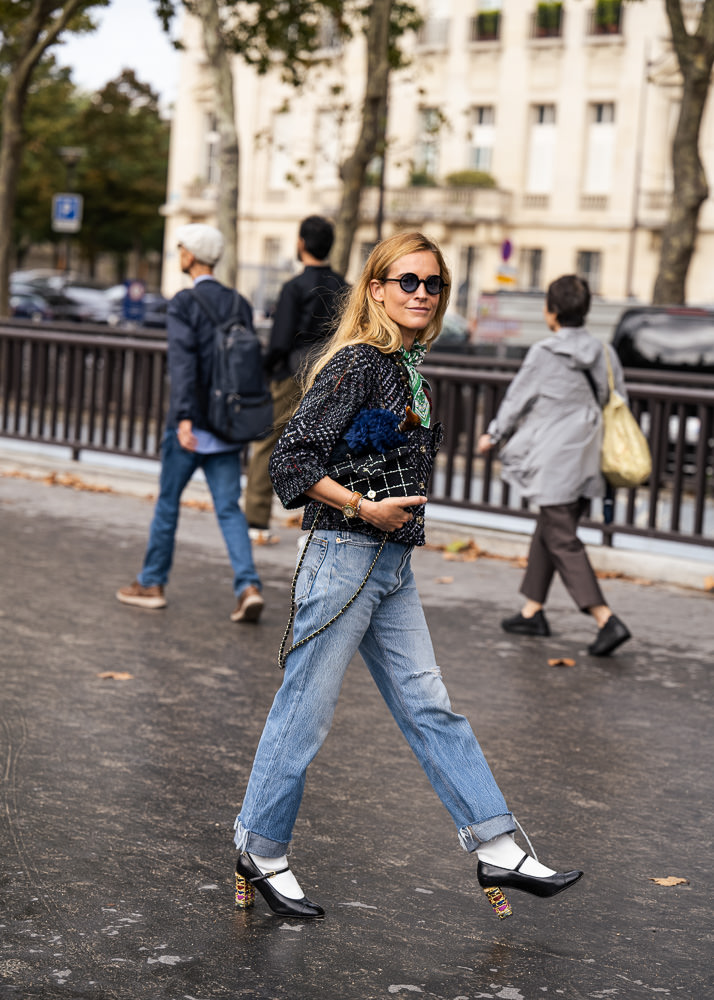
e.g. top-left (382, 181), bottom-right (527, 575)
top-left (520, 499), bottom-right (605, 612)
top-left (243, 376), bottom-right (302, 529)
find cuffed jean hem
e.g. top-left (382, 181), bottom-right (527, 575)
top-left (458, 813), bottom-right (517, 853)
top-left (233, 818), bottom-right (289, 858)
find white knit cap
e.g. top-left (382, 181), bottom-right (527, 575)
top-left (175, 223), bottom-right (224, 266)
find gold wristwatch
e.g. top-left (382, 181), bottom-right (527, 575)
top-left (341, 491), bottom-right (363, 518)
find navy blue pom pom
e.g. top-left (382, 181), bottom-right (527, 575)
top-left (344, 408), bottom-right (407, 454)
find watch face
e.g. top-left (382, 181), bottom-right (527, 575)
top-left (342, 505), bottom-right (356, 517)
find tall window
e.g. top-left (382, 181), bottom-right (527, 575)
top-left (583, 102), bottom-right (616, 195)
top-left (469, 106), bottom-right (495, 172)
top-left (414, 107), bottom-right (441, 180)
top-left (315, 109), bottom-right (340, 188)
top-left (269, 110), bottom-right (294, 191)
top-left (205, 113), bottom-right (220, 186)
top-left (519, 248), bottom-right (543, 290)
top-left (526, 104), bottom-right (556, 193)
top-left (576, 250), bottom-right (601, 293)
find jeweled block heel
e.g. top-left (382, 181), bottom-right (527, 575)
top-left (235, 871), bottom-right (255, 909)
top-left (483, 884), bottom-right (512, 919)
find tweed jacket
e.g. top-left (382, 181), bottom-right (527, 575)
top-left (269, 343), bottom-right (442, 546)
top-left (487, 326), bottom-right (628, 506)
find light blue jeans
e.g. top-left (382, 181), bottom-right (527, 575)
top-left (138, 429), bottom-right (260, 597)
top-left (234, 530), bottom-right (515, 857)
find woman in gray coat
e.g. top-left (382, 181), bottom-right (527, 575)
top-left (478, 274), bottom-right (631, 657)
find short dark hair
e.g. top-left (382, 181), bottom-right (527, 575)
top-left (299, 215), bottom-right (335, 260)
top-left (546, 274), bottom-right (591, 327)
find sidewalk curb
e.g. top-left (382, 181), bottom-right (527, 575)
top-left (1, 443), bottom-right (711, 593)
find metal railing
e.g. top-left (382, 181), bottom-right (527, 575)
top-left (1, 321), bottom-right (712, 549)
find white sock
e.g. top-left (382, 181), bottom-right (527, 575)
top-left (476, 834), bottom-right (556, 878)
top-left (249, 853), bottom-right (304, 900)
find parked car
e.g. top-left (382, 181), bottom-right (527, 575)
top-left (9, 287), bottom-right (55, 322)
top-left (612, 306), bottom-right (714, 474)
top-left (11, 270), bottom-right (111, 323)
top-left (612, 306), bottom-right (714, 377)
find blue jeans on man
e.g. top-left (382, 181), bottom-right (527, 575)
top-left (138, 429), bottom-right (260, 598)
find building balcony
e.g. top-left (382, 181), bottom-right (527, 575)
top-left (358, 185), bottom-right (512, 226)
top-left (162, 179), bottom-right (218, 217)
top-left (529, 3), bottom-right (565, 40)
top-left (469, 11), bottom-right (502, 43)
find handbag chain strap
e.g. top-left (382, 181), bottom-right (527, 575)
top-left (277, 508), bottom-right (388, 669)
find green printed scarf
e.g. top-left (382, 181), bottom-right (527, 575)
top-left (398, 342), bottom-right (430, 428)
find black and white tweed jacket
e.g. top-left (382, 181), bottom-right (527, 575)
top-left (268, 343), bottom-right (442, 546)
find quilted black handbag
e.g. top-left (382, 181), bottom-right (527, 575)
top-left (326, 443), bottom-right (420, 502)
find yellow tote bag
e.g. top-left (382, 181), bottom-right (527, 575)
top-left (600, 348), bottom-right (652, 489)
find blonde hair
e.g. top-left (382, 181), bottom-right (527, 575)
top-left (303, 231), bottom-right (451, 390)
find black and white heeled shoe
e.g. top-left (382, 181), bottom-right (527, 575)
top-left (235, 852), bottom-right (325, 919)
top-left (477, 852), bottom-right (583, 919)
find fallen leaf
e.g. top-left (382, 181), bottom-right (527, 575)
top-left (445, 539), bottom-right (472, 553)
top-left (284, 514), bottom-right (303, 527)
top-left (648, 876), bottom-right (689, 886)
top-left (705, 575), bottom-right (714, 592)
top-left (435, 576), bottom-right (454, 584)
top-left (548, 657), bottom-right (576, 668)
top-left (97, 671), bottom-right (134, 681)
top-left (443, 540), bottom-right (481, 562)
top-left (182, 499), bottom-right (213, 511)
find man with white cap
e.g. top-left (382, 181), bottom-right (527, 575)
top-left (117, 223), bottom-right (264, 623)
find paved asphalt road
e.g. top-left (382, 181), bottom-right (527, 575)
top-left (0, 466), bottom-right (712, 1000)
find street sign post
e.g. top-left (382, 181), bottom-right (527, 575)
top-left (52, 193), bottom-right (83, 234)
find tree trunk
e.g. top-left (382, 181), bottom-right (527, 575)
top-left (653, 0), bottom-right (714, 304)
top-left (0, 0), bottom-right (91, 316)
top-left (331, 0), bottom-right (392, 278)
top-left (194, 0), bottom-right (239, 290)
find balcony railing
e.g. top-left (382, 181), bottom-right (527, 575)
top-left (416, 17), bottom-right (450, 48)
top-left (359, 185), bottom-right (511, 225)
top-left (529, 4), bottom-right (565, 39)
top-left (470, 11), bottom-right (502, 42)
top-left (586, 1), bottom-right (623, 35)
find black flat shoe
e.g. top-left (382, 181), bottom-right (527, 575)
top-left (588, 614), bottom-right (631, 656)
top-left (501, 609), bottom-right (551, 636)
top-left (235, 852), bottom-right (325, 919)
top-left (477, 854), bottom-right (583, 899)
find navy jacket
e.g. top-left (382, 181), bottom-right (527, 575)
top-left (165, 278), bottom-right (254, 430)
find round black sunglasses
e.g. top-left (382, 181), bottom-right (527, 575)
top-left (382, 273), bottom-right (448, 295)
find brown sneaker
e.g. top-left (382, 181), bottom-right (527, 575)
top-left (230, 585), bottom-right (264, 623)
top-left (116, 581), bottom-right (167, 609)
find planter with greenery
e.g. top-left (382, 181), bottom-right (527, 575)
top-left (445, 170), bottom-right (497, 188)
top-left (594, 0), bottom-right (621, 34)
top-left (535, 1), bottom-right (563, 37)
top-left (476, 10), bottom-right (501, 40)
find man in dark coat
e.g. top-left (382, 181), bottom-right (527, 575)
top-left (243, 215), bottom-right (348, 540)
top-left (117, 223), bottom-right (264, 623)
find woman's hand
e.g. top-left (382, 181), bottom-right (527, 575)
top-left (359, 495), bottom-right (427, 532)
top-left (477, 433), bottom-right (493, 455)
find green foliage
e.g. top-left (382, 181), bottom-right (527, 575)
top-left (595, 0), bottom-right (621, 31)
top-left (409, 169), bottom-right (436, 187)
top-left (10, 58), bottom-right (85, 253)
top-left (535, 1), bottom-right (562, 33)
top-left (5, 64), bottom-right (169, 269)
top-left (444, 169), bottom-right (496, 188)
top-left (475, 10), bottom-right (500, 40)
top-left (76, 71), bottom-right (170, 264)
top-left (152, 0), bottom-right (421, 80)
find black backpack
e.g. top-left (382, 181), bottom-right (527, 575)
top-left (192, 286), bottom-right (274, 444)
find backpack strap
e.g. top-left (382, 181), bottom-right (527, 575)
top-left (191, 284), bottom-right (242, 327)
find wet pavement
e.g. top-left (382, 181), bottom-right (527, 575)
top-left (1, 459), bottom-right (713, 1000)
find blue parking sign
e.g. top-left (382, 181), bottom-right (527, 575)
top-left (52, 193), bottom-right (83, 233)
